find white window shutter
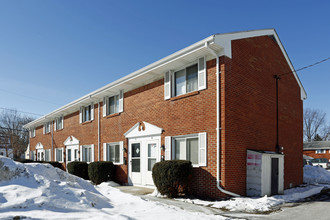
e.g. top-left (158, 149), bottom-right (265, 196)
top-left (119, 141), bottom-right (124, 164)
top-left (165, 136), bottom-right (171, 160)
top-left (79, 145), bottom-right (82, 161)
top-left (103, 97), bottom-right (107, 117)
top-left (60, 117), bottom-right (63, 129)
top-left (54, 120), bottom-right (57, 131)
top-left (79, 107), bottom-right (83, 123)
top-left (91, 144), bottom-right (95, 162)
top-left (103, 143), bottom-right (107, 161)
top-left (61, 147), bottom-right (64, 163)
top-left (198, 132), bottom-right (207, 166)
top-left (164, 71), bottom-right (171, 100)
top-left (91, 103), bottom-right (94, 121)
top-left (54, 149), bottom-right (57, 161)
top-left (43, 124), bottom-right (45, 134)
top-left (119, 90), bottom-right (124, 113)
top-left (198, 56), bottom-right (207, 90)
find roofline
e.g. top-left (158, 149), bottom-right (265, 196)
top-left (24, 28), bottom-right (307, 129)
top-left (23, 35), bottom-right (215, 128)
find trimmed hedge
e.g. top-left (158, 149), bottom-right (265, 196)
top-left (88, 161), bottom-right (115, 185)
top-left (67, 161), bottom-right (89, 180)
top-left (15, 159), bottom-right (63, 170)
top-left (152, 160), bottom-right (193, 198)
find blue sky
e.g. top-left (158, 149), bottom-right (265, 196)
top-left (0, 0), bottom-right (329, 120)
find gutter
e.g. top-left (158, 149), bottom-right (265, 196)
top-left (98, 102), bottom-right (100, 161)
top-left (206, 42), bottom-right (240, 197)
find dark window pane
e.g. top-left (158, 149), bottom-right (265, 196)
top-left (132, 159), bottom-right (140, 172)
top-left (132, 143), bottom-right (140, 157)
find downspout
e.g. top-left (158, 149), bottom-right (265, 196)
top-left (51, 121), bottom-right (54, 161)
top-left (206, 42), bottom-right (240, 197)
top-left (98, 102), bottom-right (100, 161)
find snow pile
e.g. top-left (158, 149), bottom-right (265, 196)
top-left (303, 165), bottom-right (330, 184)
top-left (0, 156), bottom-right (111, 212)
top-left (0, 156), bottom-right (223, 219)
top-left (175, 185), bottom-right (326, 213)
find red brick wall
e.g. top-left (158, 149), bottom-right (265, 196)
top-left (221, 36), bottom-right (303, 195)
top-left (304, 150), bottom-right (330, 161)
top-left (29, 35), bottom-right (303, 198)
top-left (29, 105), bottom-right (100, 170)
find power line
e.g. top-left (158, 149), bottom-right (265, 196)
top-left (279, 57), bottom-right (330, 77)
top-left (0, 107), bottom-right (42, 116)
top-left (0, 88), bottom-right (62, 106)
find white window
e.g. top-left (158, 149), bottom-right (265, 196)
top-left (80, 103), bottom-right (94, 123)
top-left (164, 57), bottom-right (206, 99)
top-left (43, 122), bottom-right (51, 134)
top-left (103, 142), bottom-right (124, 164)
top-left (45, 149), bottom-right (51, 161)
top-left (165, 132), bottom-right (207, 167)
top-left (55, 148), bottom-right (64, 162)
top-left (30, 150), bottom-right (35, 160)
top-left (30, 128), bottom-right (36, 138)
top-left (81, 145), bottom-right (94, 163)
top-left (316, 149), bottom-right (326, 154)
top-left (103, 90), bottom-right (124, 117)
top-left (175, 64), bottom-right (198, 96)
top-left (55, 116), bottom-right (63, 131)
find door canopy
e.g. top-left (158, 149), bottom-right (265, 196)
top-left (64, 136), bottom-right (80, 146)
top-left (35, 142), bottom-right (44, 149)
top-left (124, 121), bottom-right (163, 138)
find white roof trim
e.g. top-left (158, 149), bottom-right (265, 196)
top-left (214, 29), bottom-right (307, 100)
top-left (124, 121), bottom-right (163, 138)
top-left (24, 29), bottom-right (306, 129)
top-left (64, 136), bottom-right (80, 146)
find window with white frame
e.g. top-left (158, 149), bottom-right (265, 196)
top-left (103, 90), bottom-right (124, 117)
top-left (55, 148), bottom-right (63, 162)
top-left (103, 142), bottom-right (124, 164)
top-left (175, 64), bottom-right (198, 96)
top-left (43, 122), bottom-right (51, 134)
top-left (30, 128), bottom-right (36, 138)
top-left (81, 145), bottom-right (94, 163)
top-left (80, 103), bottom-right (94, 123)
top-left (164, 132), bottom-right (207, 167)
top-left (164, 57), bottom-right (206, 99)
top-left (316, 149), bottom-right (326, 154)
top-left (45, 149), bottom-right (51, 161)
top-left (55, 116), bottom-right (63, 130)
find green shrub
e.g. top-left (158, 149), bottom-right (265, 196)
top-left (88, 161), bottom-right (115, 185)
top-left (15, 159), bottom-right (64, 170)
top-left (152, 160), bottom-right (193, 198)
top-left (67, 161), bottom-right (89, 180)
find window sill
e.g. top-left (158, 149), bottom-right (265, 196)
top-left (55, 128), bottom-right (64, 132)
top-left (170, 91), bottom-right (199, 101)
top-left (81, 120), bottom-right (93, 125)
top-left (106, 112), bottom-right (120, 119)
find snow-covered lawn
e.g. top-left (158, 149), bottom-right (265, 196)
top-left (0, 156), bottom-right (225, 219)
top-left (1, 156), bottom-right (330, 219)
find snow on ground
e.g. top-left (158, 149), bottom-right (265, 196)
top-left (303, 165), bottom-right (330, 184)
top-left (0, 156), bottom-right (226, 219)
top-left (173, 165), bottom-right (330, 213)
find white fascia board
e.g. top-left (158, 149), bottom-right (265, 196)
top-left (23, 35), bottom-right (216, 129)
top-left (214, 29), bottom-right (307, 101)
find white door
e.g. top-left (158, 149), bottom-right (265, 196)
top-left (130, 142), bottom-right (142, 185)
top-left (146, 141), bottom-right (158, 185)
top-left (129, 136), bottom-right (160, 186)
top-left (66, 145), bottom-right (79, 165)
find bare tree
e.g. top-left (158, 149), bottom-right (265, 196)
top-left (304, 108), bottom-right (327, 142)
top-left (0, 109), bottom-right (34, 158)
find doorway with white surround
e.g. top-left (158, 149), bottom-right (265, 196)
top-left (124, 122), bottom-right (163, 186)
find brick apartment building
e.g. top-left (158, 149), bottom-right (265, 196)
top-left (304, 141), bottom-right (330, 162)
top-left (23, 29), bottom-right (306, 198)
